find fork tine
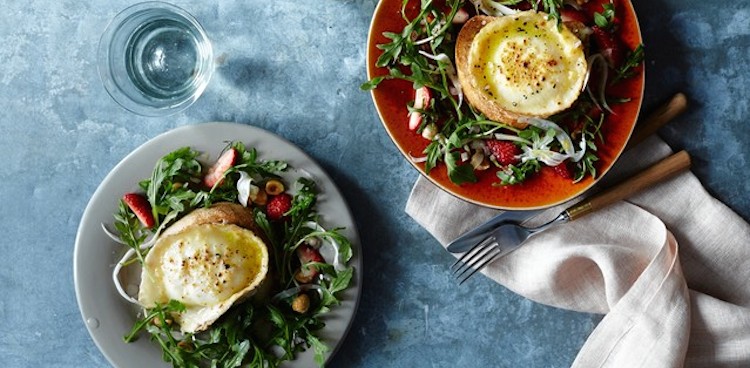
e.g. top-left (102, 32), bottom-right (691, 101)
top-left (450, 235), bottom-right (494, 271)
top-left (457, 247), bottom-right (503, 285)
top-left (452, 240), bottom-right (497, 280)
top-left (454, 243), bottom-right (499, 283)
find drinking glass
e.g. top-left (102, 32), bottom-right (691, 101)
top-left (98, 2), bottom-right (213, 116)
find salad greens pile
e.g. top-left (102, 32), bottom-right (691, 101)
top-left (363, 0), bottom-right (645, 186)
top-left (114, 142), bottom-right (354, 368)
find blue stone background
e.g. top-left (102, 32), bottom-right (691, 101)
top-left (0, 0), bottom-right (747, 367)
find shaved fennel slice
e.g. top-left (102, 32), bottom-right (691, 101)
top-left (112, 248), bottom-right (141, 305)
top-left (520, 117), bottom-right (586, 163)
top-left (493, 133), bottom-right (532, 145)
top-left (107, 210), bottom-right (178, 305)
top-left (237, 171), bottom-right (260, 207)
top-left (418, 51), bottom-right (463, 108)
top-left (305, 221), bottom-right (346, 272)
top-left (410, 154), bottom-right (429, 164)
top-left (586, 54), bottom-right (614, 114)
top-left (469, 0), bottom-right (518, 16)
top-left (101, 223), bottom-right (126, 245)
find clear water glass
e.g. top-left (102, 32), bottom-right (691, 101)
top-left (98, 2), bottom-right (213, 116)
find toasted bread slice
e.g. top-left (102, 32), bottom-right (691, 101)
top-left (455, 12), bottom-right (587, 128)
top-left (161, 202), bottom-right (261, 238)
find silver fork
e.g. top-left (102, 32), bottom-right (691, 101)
top-left (451, 150), bottom-right (691, 284)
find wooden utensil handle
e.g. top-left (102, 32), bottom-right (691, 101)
top-left (627, 93), bottom-right (688, 149)
top-left (565, 150), bottom-right (691, 220)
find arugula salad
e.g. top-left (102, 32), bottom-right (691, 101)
top-left (106, 142), bottom-right (354, 367)
top-left (364, 0), bottom-right (645, 186)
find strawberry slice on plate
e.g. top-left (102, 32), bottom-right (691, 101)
top-left (486, 140), bottom-right (521, 166)
top-left (122, 193), bottom-right (155, 228)
top-left (203, 148), bottom-right (238, 188)
top-left (266, 193), bottom-right (293, 221)
top-left (295, 244), bottom-right (325, 283)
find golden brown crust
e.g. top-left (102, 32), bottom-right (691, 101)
top-left (456, 16), bottom-right (529, 129)
top-left (161, 202), bottom-right (260, 238)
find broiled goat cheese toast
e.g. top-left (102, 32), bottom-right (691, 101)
top-left (455, 12), bottom-right (587, 128)
top-left (138, 203), bottom-right (270, 333)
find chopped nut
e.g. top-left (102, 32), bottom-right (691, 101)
top-left (253, 190), bottom-right (268, 206)
top-left (470, 150), bottom-right (487, 170)
top-left (177, 340), bottom-right (194, 352)
top-left (292, 293), bottom-right (311, 314)
top-left (294, 268), bottom-right (316, 284)
top-left (152, 317), bottom-right (172, 327)
top-left (264, 179), bottom-right (285, 196)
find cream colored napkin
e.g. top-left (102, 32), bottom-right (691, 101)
top-left (406, 136), bottom-right (750, 367)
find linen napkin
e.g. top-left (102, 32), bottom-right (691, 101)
top-left (406, 136), bottom-right (750, 367)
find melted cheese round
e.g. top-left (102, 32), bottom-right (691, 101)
top-left (138, 223), bottom-right (268, 333)
top-left (467, 11), bottom-right (587, 117)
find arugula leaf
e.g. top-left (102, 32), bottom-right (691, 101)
top-left (329, 267), bottom-right (354, 295)
top-left (594, 3), bottom-right (616, 29)
top-left (317, 267), bottom-right (354, 310)
top-left (445, 151), bottom-right (477, 185)
top-left (376, 31), bottom-right (407, 67)
top-left (144, 147), bottom-right (202, 220)
top-left (123, 300), bottom-right (186, 343)
top-left (253, 207), bottom-right (277, 248)
top-left (307, 333), bottom-right (329, 367)
top-left (612, 44), bottom-right (645, 84)
top-left (496, 160), bottom-right (541, 185)
top-left (114, 200), bottom-right (149, 264)
top-left (360, 76), bottom-right (386, 90)
top-left (224, 340), bottom-right (250, 368)
top-left (423, 140), bottom-right (442, 174)
top-left (538, 0), bottom-right (564, 26)
top-left (231, 142), bottom-right (288, 178)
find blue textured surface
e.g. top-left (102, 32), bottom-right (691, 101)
top-left (0, 0), bottom-right (747, 367)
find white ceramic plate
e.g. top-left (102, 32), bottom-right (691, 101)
top-left (74, 122), bottom-right (361, 367)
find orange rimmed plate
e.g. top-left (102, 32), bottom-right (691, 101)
top-left (366, 0), bottom-right (645, 210)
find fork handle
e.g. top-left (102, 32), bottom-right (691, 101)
top-left (565, 150), bottom-right (691, 221)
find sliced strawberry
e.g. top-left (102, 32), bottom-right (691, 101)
top-left (553, 161), bottom-right (574, 180)
top-left (298, 244), bottom-right (324, 264)
top-left (266, 193), bottom-right (292, 221)
top-left (295, 244), bottom-right (325, 283)
top-left (122, 193), bottom-right (155, 228)
top-left (202, 148), bottom-right (238, 188)
top-left (591, 26), bottom-right (625, 69)
top-left (485, 140), bottom-right (520, 166)
top-left (560, 8), bottom-right (591, 25)
top-left (408, 86), bottom-right (432, 131)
